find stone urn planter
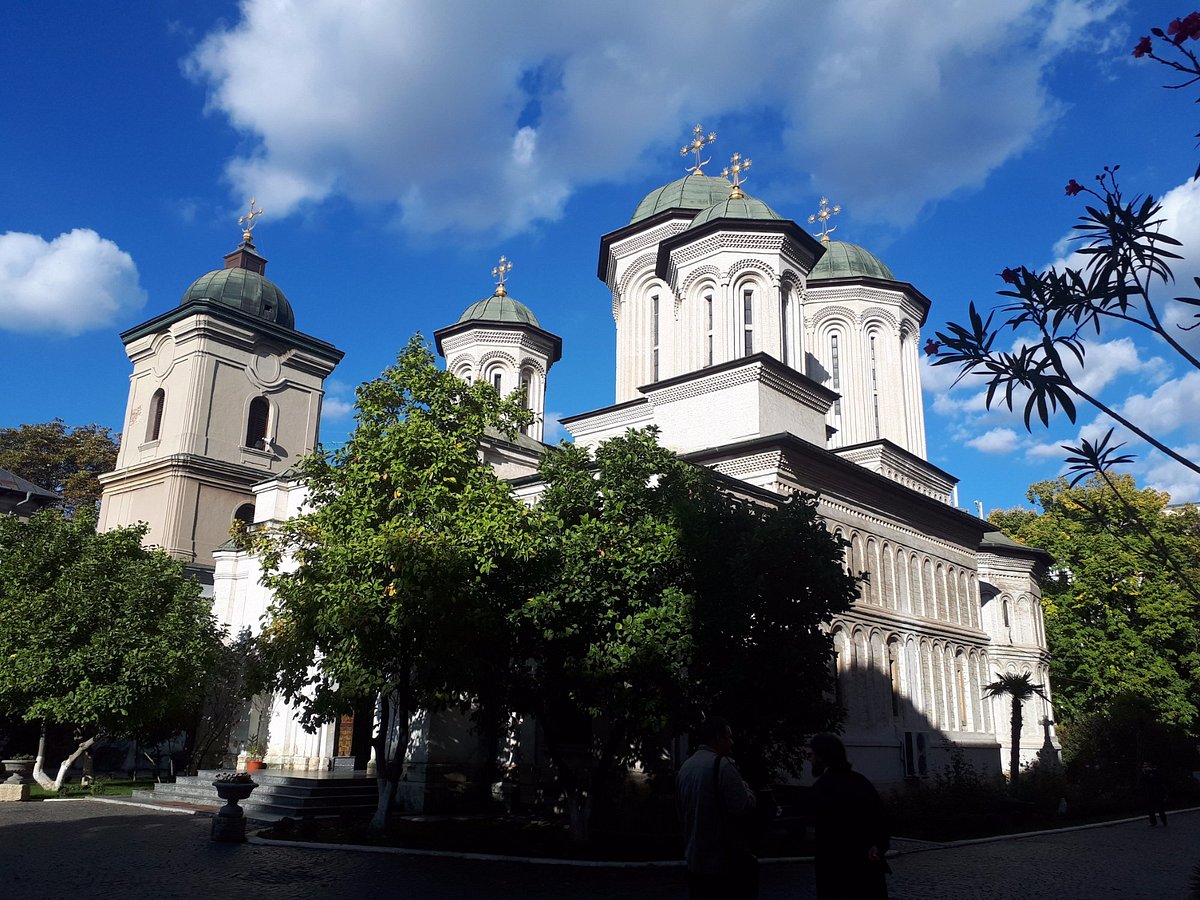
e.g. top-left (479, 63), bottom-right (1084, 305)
top-left (2, 759), bottom-right (34, 786)
top-left (210, 773), bottom-right (257, 843)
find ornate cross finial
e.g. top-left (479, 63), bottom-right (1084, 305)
top-left (492, 255), bottom-right (513, 296)
top-left (721, 152), bottom-right (752, 199)
top-left (238, 198), bottom-right (264, 243)
top-left (808, 196), bottom-right (842, 243)
top-left (680, 123), bottom-right (717, 175)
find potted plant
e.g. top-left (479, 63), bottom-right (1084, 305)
top-left (244, 737), bottom-right (266, 772)
top-left (2, 754), bottom-right (34, 785)
top-left (211, 771), bottom-right (257, 842)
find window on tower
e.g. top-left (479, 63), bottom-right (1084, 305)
top-left (493, 372), bottom-right (502, 393)
top-left (781, 289), bottom-right (790, 367)
top-left (651, 292), bottom-right (660, 382)
top-left (705, 292), bottom-right (714, 367)
top-left (246, 396), bottom-right (270, 449)
top-left (147, 388), bottom-right (165, 442)
top-left (742, 287), bottom-right (754, 357)
top-left (831, 333), bottom-right (842, 416)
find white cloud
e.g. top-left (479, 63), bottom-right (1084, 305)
top-left (320, 378), bottom-right (355, 424)
top-left (1115, 370), bottom-right (1200, 440)
top-left (1142, 443), bottom-right (1200, 504)
top-left (187, 0), bottom-right (1117, 235)
top-left (966, 427), bottom-right (1022, 454)
top-left (0, 229), bottom-right (146, 336)
top-left (543, 410), bottom-right (570, 444)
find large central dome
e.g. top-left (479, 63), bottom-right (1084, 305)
top-left (630, 174), bottom-right (733, 224)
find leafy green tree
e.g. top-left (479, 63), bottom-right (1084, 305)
top-left (983, 672), bottom-right (1048, 792)
top-left (990, 476), bottom-right (1200, 756)
top-left (249, 337), bottom-right (539, 829)
top-left (0, 419), bottom-right (119, 511)
top-left (513, 429), bottom-right (859, 841)
top-left (0, 506), bottom-right (223, 790)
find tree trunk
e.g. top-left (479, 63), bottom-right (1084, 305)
top-left (33, 723), bottom-right (98, 792)
top-left (1009, 699), bottom-right (1023, 791)
top-left (369, 675), bottom-right (411, 830)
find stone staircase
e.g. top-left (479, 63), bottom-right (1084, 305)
top-left (131, 769), bottom-right (379, 821)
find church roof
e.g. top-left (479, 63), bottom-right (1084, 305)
top-left (808, 240), bottom-right (894, 281)
top-left (686, 194), bottom-right (782, 229)
top-left (629, 175), bottom-right (733, 224)
top-left (180, 241), bottom-right (295, 330)
top-left (457, 291), bottom-right (542, 327)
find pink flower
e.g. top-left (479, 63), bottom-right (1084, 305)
top-left (1133, 35), bottom-right (1153, 57)
top-left (923, 339), bottom-right (941, 357)
top-left (1064, 179), bottom-right (1085, 197)
top-left (1001, 268), bottom-right (1019, 285)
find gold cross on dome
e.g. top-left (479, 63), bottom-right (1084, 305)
top-left (721, 152), bottom-right (751, 199)
top-left (808, 196), bottom-right (841, 243)
top-left (238, 198), bottom-right (264, 242)
top-left (492, 255), bottom-right (513, 296)
top-left (680, 123), bottom-right (717, 175)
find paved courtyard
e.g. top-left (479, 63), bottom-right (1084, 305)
top-left (0, 800), bottom-right (1194, 899)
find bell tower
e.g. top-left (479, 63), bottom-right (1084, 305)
top-left (98, 204), bottom-right (344, 584)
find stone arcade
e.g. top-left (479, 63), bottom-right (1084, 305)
top-left (99, 157), bottom-right (1056, 807)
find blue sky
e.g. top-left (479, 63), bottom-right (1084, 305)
top-left (2, 0), bottom-right (1198, 513)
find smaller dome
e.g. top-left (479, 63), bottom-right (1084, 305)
top-left (456, 292), bottom-right (541, 328)
top-left (630, 174), bottom-right (733, 224)
top-left (808, 240), bottom-right (895, 281)
top-left (686, 194), bottom-right (782, 230)
top-left (181, 267), bottom-right (295, 329)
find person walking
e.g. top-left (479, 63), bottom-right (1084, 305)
top-left (1141, 762), bottom-right (1167, 827)
top-left (676, 716), bottom-right (758, 900)
top-left (809, 732), bottom-right (890, 900)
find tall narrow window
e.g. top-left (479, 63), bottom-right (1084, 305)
top-left (781, 289), bottom-right (790, 366)
top-left (869, 334), bottom-right (880, 438)
top-left (519, 370), bottom-right (532, 435)
top-left (831, 334), bottom-right (842, 416)
top-left (246, 396), bottom-right (269, 449)
top-left (889, 640), bottom-right (902, 718)
top-left (705, 293), bottom-right (714, 366)
top-left (651, 292), bottom-right (660, 382)
top-left (493, 372), bottom-right (502, 393)
top-left (742, 288), bottom-right (754, 356)
top-left (147, 388), bottom-right (165, 442)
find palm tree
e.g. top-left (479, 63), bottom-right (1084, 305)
top-left (984, 672), bottom-right (1048, 792)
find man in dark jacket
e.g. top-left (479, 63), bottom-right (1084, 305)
top-left (810, 733), bottom-right (890, 900)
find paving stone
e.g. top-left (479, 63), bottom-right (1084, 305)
top-left (0, 800), bottom-right (1195, 899)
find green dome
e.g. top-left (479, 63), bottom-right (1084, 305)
top-left (630, 175), bottom-right (733, 224)
top-left (686, 194), bottom-right (782, 230)
top-left (457, 291), bottom-right (541, 327)
top-left (181, 267), bottom-right (295, 329)
top-left (808, 241), bottom-right (894, 281)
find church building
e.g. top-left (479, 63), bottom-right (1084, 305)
top-left (99, 138), bottom-right (1056, 802)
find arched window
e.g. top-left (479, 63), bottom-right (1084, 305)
top-left (519, 369), bottom-right (533, 435)
top-left (492, 371), bottom-right (502, 393)
top-left (651, 292), bottom-right (660, 381)
top-left (233, 503), bottom-right (255, 527)
top-left (742, 286), bottom-right (755, 356)
top-left (888, 638), bottom-right (902, 719)
top-left (704, 292), bottom-right (714, 367)
top-left (781, 288), bottom-right (791, 366)
top-left (147, 388), bottom-right (165, 442)
top-left (245, 397), bottom-right (269, 449)
top-left (830, 332), bottom-right (842, 416)
top-left (869, 333), bottom-right (880, 438)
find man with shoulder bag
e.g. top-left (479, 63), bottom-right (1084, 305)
top-left (676, 717), bottom-right (759, 900)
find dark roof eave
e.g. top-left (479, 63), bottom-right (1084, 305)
top-left (433, 319), bottom-right (563, 362)
top-left (120, 299), bottom-right (344, 363)
top-left (682, 431), bottom-right (987, 533)
top-left (808, 274), bottom-right (931, 322)
top-left (655, 218), bottom-right (826, 280)
top-left (597, 207), bottom-right (702, 282)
